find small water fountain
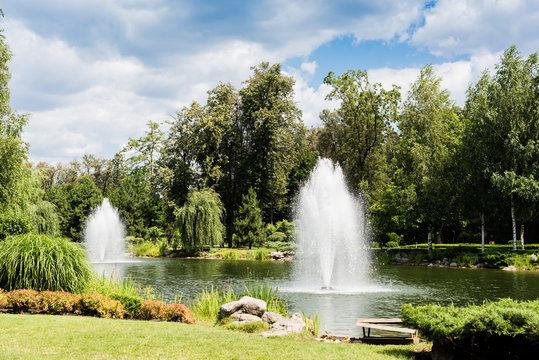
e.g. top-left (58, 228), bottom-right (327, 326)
top-left (292, 158), bottom-right (371, 292)
top-left (84, 198), bottom-right (126, 263)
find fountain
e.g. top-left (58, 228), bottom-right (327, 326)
top-left (84, 198), bottom-right (126, 263)
top-left (292, 158), bottom-right (371, 291)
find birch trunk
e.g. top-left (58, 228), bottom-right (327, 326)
top-left (481, 212), bottom-right (485, 253)
top-left (520, 224), bottom-right (525, 251)
top-left (511, 193), bottom-right (517, 251)
top-left (427, 228), bottom-right (432, 253)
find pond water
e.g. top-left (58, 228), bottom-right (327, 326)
top-left (93, 258), bottom-right (539, 336)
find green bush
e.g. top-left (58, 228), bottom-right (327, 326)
top-left (110, 294), bottom-right (142, 318)
top-left (479, 251), bottom-right (511, 268)
top-left (130, 240), bottom-right (163, 257)
top-left (267, 231), bottom-right (287, 243)
top-left (28, 201), bottom-right (60, 236)
top-left (386, 241), bottom-right (399, 249)
top-left (402, 298), bottom-right (539, 358)
top-left (222, 251), bottom-right (239, 260)
top-left (0, 234), bottom-right (93, 292)
top-left (147, 226), bottom-right (163, 243)
top-left (0, 211), bottom-right (32, 240)
top-left (75, 292), bottom-right (126, 319)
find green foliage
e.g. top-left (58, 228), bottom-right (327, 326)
top-left (0, 234), bottom-right (92, 292)
top-left (27, 201), bottom-right (60, 236)
top-left (46, 177), bottom-right (103, 241)
top-left (146, 226), bottom-right (163, 243)
top-left (267, 231), bottom-right (286, 242)
top-left (176, 188), bottom-right (224, 252)
top-left (386, 241), bottom-right (399, 249)
top-left (242, 281), bottom-right (287, 315)
top-left (234, 187), bottom-right (265, 249)
top-left (222, 250), bottom-right (239, 260)
top-left (254, 248), bottom-right (268, 260)
top-left (402, 298), bottom-right (539, 357)
top-left (301, 311), bottom-right (324, 337)
top-left (0, 209), bottom-right (32, 240)
top-left (191, 287), bottom-right (238, 323)
top-left (129, 240), bottom-right (165, 257)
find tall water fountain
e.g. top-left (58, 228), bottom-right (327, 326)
top-left (84, 198), bottom-right (126, 262)
top-left (293, 158), bottom-right (371, 291)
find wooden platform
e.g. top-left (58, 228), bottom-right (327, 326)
top-left (355, 318), bottom-right (419, 344)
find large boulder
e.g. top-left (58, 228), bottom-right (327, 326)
top-left (218, 296), bottom-right (267, 318)
top-left (259, 312), bottom-right (305, 336)
top-left (230, 312), bottom-right (263, 324)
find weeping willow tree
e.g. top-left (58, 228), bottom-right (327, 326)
top-left (175, 188), bottom-right (225, 252)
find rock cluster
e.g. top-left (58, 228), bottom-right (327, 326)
top-left (218, 296), bottom-right (305, 337)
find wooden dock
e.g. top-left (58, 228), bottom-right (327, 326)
top-left (355, 318), bottom-right (419, 345)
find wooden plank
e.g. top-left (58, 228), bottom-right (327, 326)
top-left (355, 322), bottom-right (418, 335)
top-left (356, 318), bottom-right (402, 324)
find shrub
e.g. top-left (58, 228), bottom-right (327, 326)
top-left (0, 234), bottom-right (93, 292)
top-left (75, 293), bottom-right (126, 319)
top-left (38, 290), bottom-right (77, 314)
top-left (27, 201), bottom-right (60, 236)
top-left (147, 226), bottom-right (163, 243)
top-left (0, 289), bottom-right (7, 309)
top-left (0, 211), bottom-right (32, 240)
top-left (275, 220), bottom-right (295, 241)
top-left (161, 303), bottom-right (195, 324)
top-left (5, 289), bottom-right (41, 313)
top-left (110, 294), bottom-right (142, 318)
top-left (402, 299), bottom-right (539, 358)
top-left (386, 241), bottom-right (399, 249)
top-left (130, 240), bottom-right (163, 257)
top-left (138, 300), bottom-right (165, 320)
top-left (267, 231), bottom-right (287, 243)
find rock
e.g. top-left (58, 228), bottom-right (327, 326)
top-left (268, 312), bottom-right (305, 334)
top-left (259, 330), bottom-right (290, 337)
top-left (502, 265), bottom-right (518, 271)
top-left (434, 260), bottom-right (441, 265)
top-left (230, 312), bottom-right (262, 324)
top-left (476, 263), bottom-right (484, 268)
top-left (269, 251), bottom-right (285, 260)
top-left (262, 311), bottom-right (287, 324)
top-left (449, 262), bottom-right (458, 268)
top-left (218, 296), bottom-right (267, 318)
top-left (470, 265), bottom-right (477, 269)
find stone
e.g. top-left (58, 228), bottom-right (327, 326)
top-left (218, 296), bottom-right (267, 318)
top-left (476, 263), bottom-right (484, 268)
top-left (230, 312), bottom-right (262, 324)
top-left (449, 262), bottom-right (458, 268)
top-left (269, 251), bottom-right (285, 260)
top-left (262, 311), bottom-right (287, 324)
top-left (434, 260), bottom-right (441, 266)
top-left (269, 312), bottom-right (305, 334)
top-left (502, 265), bottom-right (518, 271)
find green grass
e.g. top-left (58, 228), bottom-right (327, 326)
top-left (0, 313), bottom-right (430, 359)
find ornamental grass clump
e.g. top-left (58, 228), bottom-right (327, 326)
top-left (0, 234), bottom-right (92, 292)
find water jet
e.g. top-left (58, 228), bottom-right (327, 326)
top-left (293, 158), bottom-right (371, 291)
top-left (84, 198), bottom-right (126, 263)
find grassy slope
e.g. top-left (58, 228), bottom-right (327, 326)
top-left (0, 314), bottom-right (428, 359)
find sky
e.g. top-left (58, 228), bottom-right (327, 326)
top-left (1, 0), bottom-right (538, 164)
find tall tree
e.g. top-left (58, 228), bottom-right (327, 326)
top-left (240, 62), bottom-right (303, 222)
top-left (466, 47), bottom-right (539, 250)
top-left (234, 187), bottom-right (264, 249)
top-left (321, 69), bottom-right (400, 196)
top-left (393, 65), bottom-right (463, 248)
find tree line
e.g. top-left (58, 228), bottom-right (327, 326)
top-left (1, 24), bottom-right (537, 251)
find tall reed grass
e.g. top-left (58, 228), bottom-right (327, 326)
top-left (0, 234), bottom-right (92, 292)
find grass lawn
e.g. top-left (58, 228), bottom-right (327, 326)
top-left (0, 314), bottom-right (429, 359)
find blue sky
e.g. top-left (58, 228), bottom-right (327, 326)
top-left (1, 0), bottom-right (538, 163)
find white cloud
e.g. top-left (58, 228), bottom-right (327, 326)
top-left (412, 0), bottom-right (539, 56)
top-left (300, 61), bottom-right (317, 75)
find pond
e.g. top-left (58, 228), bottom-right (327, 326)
top-left (94, 258), bottom-right (539, 336)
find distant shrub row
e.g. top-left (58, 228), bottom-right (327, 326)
top-left (0, 289), bottom-right (194, 324)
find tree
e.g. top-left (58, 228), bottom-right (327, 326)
top-left (240, 62), bottom-right (303, 222)
top-left (234, 187), bottom-right (264, 249)
top-left (46, 177), bottom-right (103, 241)
top-left (122, 120), bottom-right (163, 179)
top-left (465, 47), bottom-right (539, 250)
top-left (175, 188), bottom-right (224, 252)
top-left (0, 20), bottom-right (29, 211)
top-left (321, 69), bottom-right (400, 195)
top-left (392, 65), bottom-right (463, 249)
